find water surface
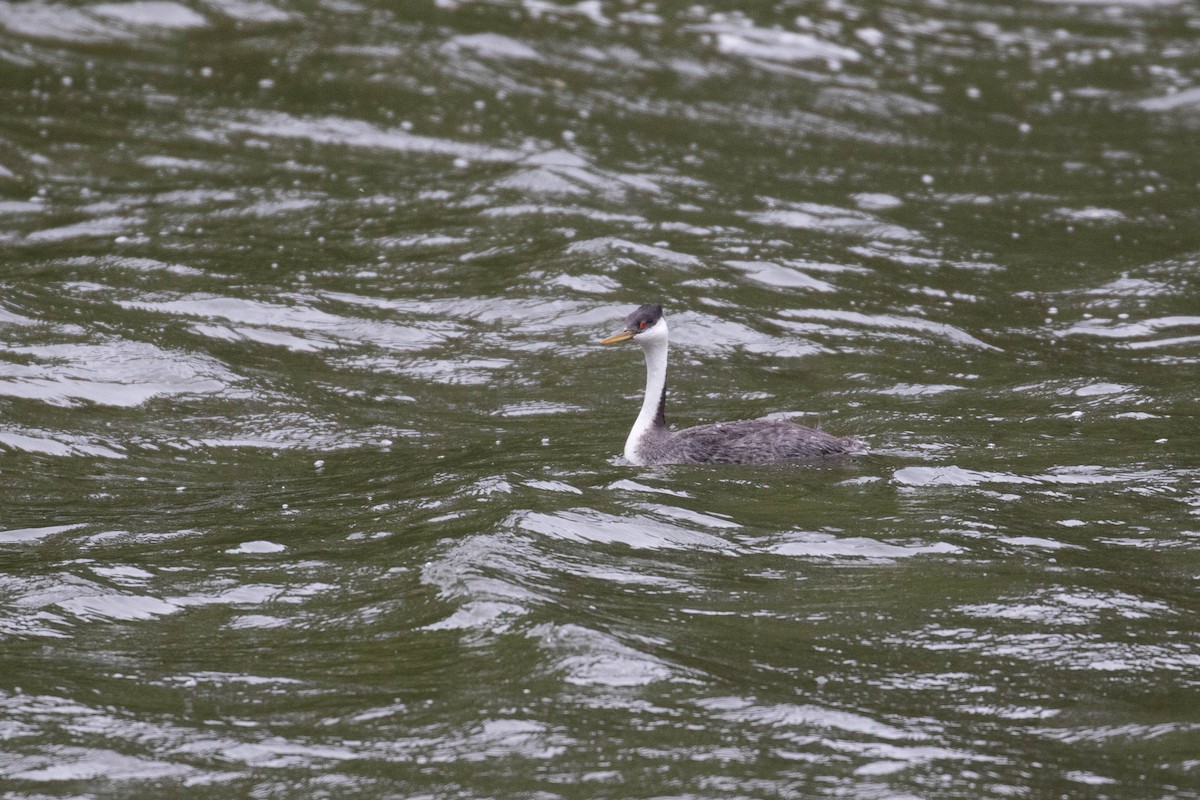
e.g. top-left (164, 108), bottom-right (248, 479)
top-left (1, 0), bottom-right (1198, 796)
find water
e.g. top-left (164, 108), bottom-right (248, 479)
top-left (1, 0), bottom-right (1198, 796)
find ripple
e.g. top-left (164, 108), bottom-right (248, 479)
top-left (1085, 276), bottom-right (1172, 298)
top-left (225, 540), bottom-right (286, 555)
top-left (1060, 315), bottom-right (1200, 343)
top-left (2, 0), bottom-right (1198, 794)
top-left (849, 243), bottom-right (1002, 272)
top-left (0, 428), bottom-right (126, 458)
top-left (781, 308), bottom-right (1000, 351)
top-left (493, 150), bottom-right (662, 199)
top-left (911, 628), bottom-right (1200, 676)
top-left (1135, 86), bottom-right (1200, 113)
top-left (1052, 206), bottom-right (1127, 223)
top-left (119, 294), bottom-right (448, 353)
top-left (724, 260), bottom-right (837, 292)
top-left (956, 588), bottom-right (1175, 626)
top-left (197, 110), bottom-right (526, 163)
top-left (0, 200), bottom-right (48, 216)
top-left (698, 696), bottom-right (921, 744)
top-left (1031, 721), bottom-right (1200, 745)
top-left (420, 532), bottom-right (549, 632)
top-left (0, 523), bottom-right (86, 545)
top-left (0, 1), bottom-right (187, 43)
top-left (57, 591), bottom-right (181, 622)
top-left (852, 193), bottom-right (904, 211)
top-left (24, 214), bottom-right (143, 243)
top-left (8, 746), bottom-right (199, 782)
top-left (493, 401), bottom-right (584, 417)
top-left (92, 1), bottom-right (209, 30)
top-left (0, 306), bottom-right (37, 326)
top-left (893, 465), bottom-right (1173, 488)
top-left (688, 20), bottom-right (861, 68)
top-left (532, 623), bottom-right (683, 687)
top-left (73, 254), bottom-right (206, 277)
top-left (747, 203), bottom-right (920, 243)
top-left (566, 236), bottom-right (701, 267)
top-left (878, 383), bottom-right (965, 397)
top-left (0, 340), bottom-right (235, 407)
top-left (442, 32), bottom-right (542, 62)
top-left (412, 717), bottom-right (569, 763)
top-left (201, 0), bottom-right (292, 25)
top-left (516, 508), bottom-right (739, 551)
top-left (766, 531), bottom-right (961, 560)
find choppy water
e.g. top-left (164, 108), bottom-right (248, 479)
top-left (2, 0), bottom-right (1199, 796)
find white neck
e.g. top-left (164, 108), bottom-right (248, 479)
top-left (624, 319), bottom-right (668, 464)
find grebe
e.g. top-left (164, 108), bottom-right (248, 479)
top-left (600, 304), bottom-right (864, 465)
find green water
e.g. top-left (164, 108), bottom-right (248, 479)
top-left (1, 0), bottom-right (1198, 797)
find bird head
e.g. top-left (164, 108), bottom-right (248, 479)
top-left (600, 304), bottom-right (666, 347)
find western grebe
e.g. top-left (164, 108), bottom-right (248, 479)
top-left (601, 304), bottom-right (864, 465)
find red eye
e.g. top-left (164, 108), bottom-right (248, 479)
top-left (639, 321), bottom-right (647, 330)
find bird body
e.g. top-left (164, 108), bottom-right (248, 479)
top-left (601, 304), bottom-right (863, 466)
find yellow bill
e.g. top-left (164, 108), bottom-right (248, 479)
top-left (600, 330), bottom-right (635, 344)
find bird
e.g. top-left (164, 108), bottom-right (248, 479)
top-left (600, 304), bottom-right (864, 465)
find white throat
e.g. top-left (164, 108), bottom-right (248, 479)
top-left (624, 318), bottom-right (669, 464)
